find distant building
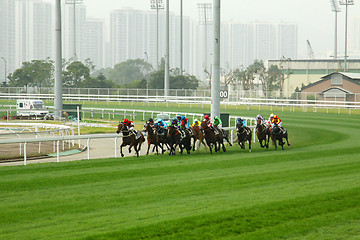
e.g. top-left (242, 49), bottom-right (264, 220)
top-left (300, 72), bottom-right (360, 102)
top-left (0, 0), bottom-right (15, 82)
top-left (85, 18), bottom-right (105, 69)
top-left (267, 59), bottom-right (360, 97)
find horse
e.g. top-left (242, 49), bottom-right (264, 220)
top-left (256, 119), bottom-right (270, 148)
top-left (168, 125), bottom-right (182, 155)
top-left (214, 125), bottom-right (233, 147)
top-left (143, 122), bottom-right (161, 155)
top-left (236, 123), bottom-right (252, 152)
top-left (156, 125), bottom-right (170, 152)
top-left (200, 121), bottom-right (226, 154)
top-left (179, 128), bottom-right (192, 154)
top-left (116, 122), bottom-right (145, 157)
top-left (271, 124), bottom-right (290, 150)
top-left (191, 125), bottom-right (207, 151)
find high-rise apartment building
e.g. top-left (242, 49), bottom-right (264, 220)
top-left (277, 22), bottom-right (298, 60)
top-left (85, 19), bottom-right (105, 69)
top-left (350, 16), bottom-right (360, 56)
top-left (110, 9), bottom-right (192, 75)
top-left (0, 0), bottom-right (15, 83)
top-left (15, 0), bottom-right (52, 66)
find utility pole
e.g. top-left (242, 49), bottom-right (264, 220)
top-left (55, 0), bottom-right (63, 120)
top-left (339, 0), bottom-right (354, 71)
top-left (211, 0), bottom-right (220, 119)
top-left (330, 0), bottom-right (341, 59)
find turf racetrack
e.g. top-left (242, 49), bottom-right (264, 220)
top-left (1, 111), bottom-right (360, 239)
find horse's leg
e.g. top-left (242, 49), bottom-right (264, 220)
top-left (120, 143), bottom-right (125, 157)
top-left (248, 137), bottom-right (252, 152)
top-left (146, 142), bottom-right (151, 155)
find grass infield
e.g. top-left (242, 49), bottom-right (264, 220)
top-left (0, 103), bottom-right (360, 239)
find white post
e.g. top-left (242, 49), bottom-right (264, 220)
top-left (87, 138), bottom-right (90, 159)
top-left (57, 140), bottom-right (60, 162)
top-left (164, 0), bottom-right (170, 97)
top-left (24, 142), bottom-right (27, 166)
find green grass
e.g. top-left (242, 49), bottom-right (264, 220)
top-left (0, 103), bottom-right (360, 239)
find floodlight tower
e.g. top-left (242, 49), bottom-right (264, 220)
top-left (198, 3), bottom-right (213, 83)
top-left (65, 0), bottom-right (83, 61)
top-left (339, 0), bottom-right (354, 71)
top-left (330, 0), bottom-right (341, 59)
top-left (150, 0), bottom-right (164, 68)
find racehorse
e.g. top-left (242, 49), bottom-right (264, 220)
top-left (214, 125), bottom-right (233, 147)
top-left (191, 125), bottom-right (207, 151)
top-left (200, 121), bottom-right (226, 154)
top-left (271, 124), bottom-right (290, 150)
top-left (143, 122), bottom-right (161, 155)
top-left (236, 123), bottom-right (252, 152)
top-left (256, 119), bottom-right (270, 148)
top-left (156, 125), bottom-right (170, 152)
top-left (116, 122), bottom-right (145, 157)
top-left (179, 128), bottom-right (192, 154)
top-left (168, 125), bottom-right (182, 155)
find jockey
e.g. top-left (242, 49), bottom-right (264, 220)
top-left (256, 114), bottom-right (266, 126)
top-left (237, 117), bottom-right (247, 127)
top-left (213, 116), bottom-right (222, 135)
top-left (123, 118), bottom-right (135, 131)
top-left (156, 118), bottom-right (167, 134)
top-left (204, 114), bottom-right (212, 127)
top-left (192, 119), bottom-right (201, 128)
top-left (180, 116), bottom-right (189, 129)
top-left (268, 113), bottom-right (274, 126)
top-left (176, 114), bottom-right (182, 125)
top-left (271, 114), bottom-right (283, 129)
top-left (213, 116), bottom-right (222, 128)
top-left (237, 117), bottom-right (250, 134)
top-left (148, 118), bottom-right (155, 126)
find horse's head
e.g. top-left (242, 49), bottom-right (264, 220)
top-left (200, 121), bottom-right (207, 130)
top-left (116, 122), bottom-right (126, 134)
top-left (256, 119), bottom-right (262, 127)
top-left (143, 122), bottom-right (151, 132)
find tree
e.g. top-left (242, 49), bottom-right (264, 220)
top-left (109, 59), bottom-right (152, 86)
top-left (81, 73), bottom-right (118, 88)
top-left (8, 59), bottom-right (54, 89)
top-left (63, 61), bottom-right (90, 87)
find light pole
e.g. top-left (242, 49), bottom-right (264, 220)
top-left (0, 57), bottom-right (6, 84)
top-left (180, 0), bottom-right (183, 75)
top-left (55, 0), bottom-right (63, 120)
top-left (164, 0), bottom-right (170, 97)
top-left (144, 52), bottom-right (149, 97)
top-left (330, 0), bottom-right (341, 59)
top-left (211, 0), bottom-right (220, 119)
top-left (198, 3), bottom-right (213, 83)
top-left (339, 0), bottom-right (354, 71)
top-left (150, 0), bottom-right (164, 69)
top-left (65, 0), bottom-right (83, 61)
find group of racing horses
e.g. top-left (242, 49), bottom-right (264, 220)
top-left (116, 117), bottom-right (290, 158)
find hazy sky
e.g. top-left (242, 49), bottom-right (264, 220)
top-left (82, 0), bottom-right (360, 58)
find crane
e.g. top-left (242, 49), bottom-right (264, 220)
top-left (307, 40), bottom-right (314, 60)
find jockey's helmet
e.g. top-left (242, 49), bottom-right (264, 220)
top-left (237, 117), bottom-right (242, 122)
top-left (204, 114), bottom-right (209, 120)
top-left (149, 118), bottom-right (153, 122)
top-left (124, 119), bottom-right (129, 124)
top-left (274, 115), bottom-right (278, 119)
top-left (181, 116), bottom-right (186, 120)
top-left (158, 118), bottom-right (162, 123)
top-left (270, 113), bottom-right (274, 118)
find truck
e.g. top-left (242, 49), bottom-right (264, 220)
top-left (16, 99), bottom-right (49, 117)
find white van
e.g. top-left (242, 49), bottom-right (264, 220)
top-left (16, 99), bottom-right (49, 117)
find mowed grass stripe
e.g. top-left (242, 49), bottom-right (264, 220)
top-left (1, 153), bottom-right (359, 239)
top-left (83, 187), bottom-right (360, 240)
